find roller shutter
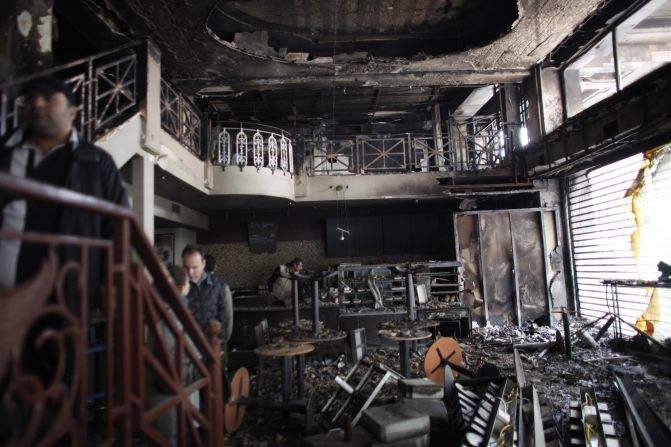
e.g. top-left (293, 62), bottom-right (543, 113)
top-left (567, 152), bottom-right (671, 337)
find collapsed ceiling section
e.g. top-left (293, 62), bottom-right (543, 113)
top-left (206, 0), bottom-right (519, 60)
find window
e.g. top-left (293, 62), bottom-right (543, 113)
top-left (563, 0), bottom-right (671, 117)
top-left (617, 0), bottom-right (671, 88)
top-left (564, 35), bottom-right (616, 117)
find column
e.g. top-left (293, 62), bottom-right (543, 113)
top-left (131, 154), bottom-right (155, 242)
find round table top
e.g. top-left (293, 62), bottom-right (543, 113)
top-left (379, 330), bottom-right (433, 342)
top-left (254, 343), bottom-right (315, 358)
top-left (286, 331), bottom-right (348, 344)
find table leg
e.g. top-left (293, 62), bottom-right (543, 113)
top-left (297, 354), bottom-right (306, 400)
top-left (399, 340), bottom-right (410, 377)
top-left (281, 356), bottom-right (291, 402)
top-left (614, 285), bottom-right (622, 339)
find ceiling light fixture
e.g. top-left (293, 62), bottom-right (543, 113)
top-left (336, 226), bottom-right (350, 241)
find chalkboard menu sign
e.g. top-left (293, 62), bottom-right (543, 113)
top-left (247, 222), bottom-right (278, 253)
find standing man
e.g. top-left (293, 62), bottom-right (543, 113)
top-left (182, 244), bottom-right (233, 352)
top-left (268, 257), bottom-right (305, 306)
top-left (0, 76), bottom-right (129, 295)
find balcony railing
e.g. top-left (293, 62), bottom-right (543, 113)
top-left (1, 41), bottom-right (143, 142)
top-left (160, 78), bottom-right (202, 157)
top-left (211, 125), bottom-right (294, 177)
top-left (307, 114), bottom-right (505, 175)
top-left (1, 41), bottom-right (205, 161)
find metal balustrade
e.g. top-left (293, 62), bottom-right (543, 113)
top-left (307, 115), bottom-right (505, 176)
top-left (211, 125), bottom-right (294, 177)
top-left (0, 41), bottom-right (204, 159)
top-left (160, 78), bottom-right (201, 157)
top-left (1, 41), bottom-right (142, 142)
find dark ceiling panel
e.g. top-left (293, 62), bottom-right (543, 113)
top-left (207, 0), bottom-right (519, 58)
top-left (208, 86), bottom-right (475, 133)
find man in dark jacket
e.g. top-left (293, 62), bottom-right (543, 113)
top-left (0, 76), bottom-right (129, 299)
top-left (182, 244), bottom-right (233, 350)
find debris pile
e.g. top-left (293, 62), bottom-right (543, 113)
top-left (225, 315), bottom-right (671, 447)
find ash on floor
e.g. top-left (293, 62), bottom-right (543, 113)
top-left (225, 316), bottom-right (671, 447)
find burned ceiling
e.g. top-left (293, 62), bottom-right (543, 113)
top-left (55, 0), bottom-right (606, 133)
top-left (205, 0), bottom-right (519, 59)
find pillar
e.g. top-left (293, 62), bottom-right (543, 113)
top-left (142, 40), bottom-right (162, 155)
top-left (131, 154), bottom-right (155, 242)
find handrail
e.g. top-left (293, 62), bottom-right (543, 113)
top-left (0, 171), bottom-right (223, 446)
top-left (307, 117), bottom-right (505, 175)
top-left (212, 124), bottom-right (294, 175)
top-left (0, 172), bottom-right (215, 358)
top-left (1, 40), bottom-right (144, 141)
top-left (0, 41), bottom-right (144, 90)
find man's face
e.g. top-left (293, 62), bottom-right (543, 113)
top-left (183, 252), bottom-right (206, 283)
top-left (290, 262), bottom-right (304, 273)
top-left (22, 91), bottom-right (77, 139)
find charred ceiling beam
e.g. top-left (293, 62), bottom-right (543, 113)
top-left (186, 69), bottom-right (530, 95)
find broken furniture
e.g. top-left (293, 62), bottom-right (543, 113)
top-left (292, 270), bottom-right (339, 331)
top-left (613, 374), bottom-right (671, 447)
top-left (284, 271), bottom-right (348, 367)
top-left (229, 304), bottom-right (339, 351)
top-left (337, 261), bottom-right (462, 308)
top-left (602, 278), bottom-right (671, 341)
top-left (360, 403), bottom-right (431, 445)
top-left (568, 387), bottom-right (620, 447)
top-left (379, 329), bottom-right (432, 377)
top-left (513, 329), bottom-right (566, 356)
top-left (254, 342), bottom-right (314, 403)
top-left (253, 318), bottom-right (284, 394)
top-left (287, 270), bottom-right (345, 340)
top-left (394, 263), bottom-right (425, 321)
top-left (459, 378), bottom-right (516, 446)
top-left (320, 358), bottom-right (404, 427)
top-left (378, 319), bottom-right (440, 341)
top-left (419, 305), bottom-right (473, 338)
top-left (423, 337), bottom-right (464, 384)
top-left (224, 367), bottom-right (250, 433)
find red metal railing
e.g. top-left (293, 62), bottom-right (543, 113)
top-left (0, 172), bottom-right (224, 446)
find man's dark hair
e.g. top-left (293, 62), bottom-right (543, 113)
top-left (182, 244), bottom-right (205, 259)
top-left (204, 254), bottom-right (216, 273)
top-left (167, 265), bottom-right (188, 288)
top-left (288, 257), bottom-right (304, 268)
top-left (21, 76), bottom-right (76, 105)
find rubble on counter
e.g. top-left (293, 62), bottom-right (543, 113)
top-left (274, 318), bottom-right (347, 341)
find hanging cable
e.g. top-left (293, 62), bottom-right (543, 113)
top-left (331, 0), bottom-right (338, 128)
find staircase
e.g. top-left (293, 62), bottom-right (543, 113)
top-left (0, 173), bottom-right (225, 446)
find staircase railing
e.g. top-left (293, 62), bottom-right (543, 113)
top-left (0, 172), bottom-right (224, 447)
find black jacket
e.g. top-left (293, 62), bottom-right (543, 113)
top-left (0, 128), bottom-right (129, 308)
top-left (187, 271), bottom-right (233, 347)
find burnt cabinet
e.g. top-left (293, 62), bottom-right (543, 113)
top-left (337, 261), bottom-right (462, 309)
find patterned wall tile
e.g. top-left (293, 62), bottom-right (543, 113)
top-left (203, 240), bottom-right (429, 289)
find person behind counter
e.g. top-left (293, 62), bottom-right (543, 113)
top-left (268, 257), bottom-right (304, 306)
top-left (204, 253), bottom-right (217, 274)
